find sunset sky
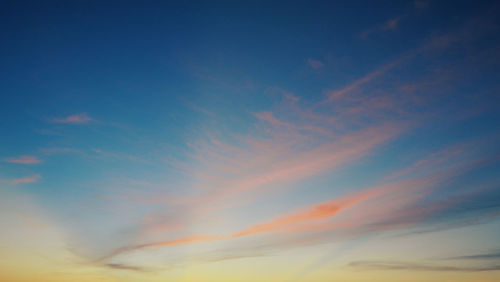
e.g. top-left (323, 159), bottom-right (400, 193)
top-left (1, 1), bottom-right (500, 281)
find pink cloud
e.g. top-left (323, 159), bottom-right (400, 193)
top-left (182, 124), bottom-right (401, 211)
top-left (101, 171), bottom-right (445, 260)
top-left (100, 185), bottom-right (383, 259)
top-left (90, 22), bottom-right (500, 267)
top-left (414, 0), bottom-right (428, 9)
top-left (307, 58), bottom-right (324, 69)
top-left (99, 132), bottom-right (492, 263)
top-left (3, 155), bottom-right (41, 164)
top-left (286, 178), bottom-right (439, 234)
top-left (325, 58), bottom-right (401, 102)
top-left (11, 174), bottom-right (41, 184)
top-left (51, 113), bottom-right (93, 124)
top-left (230, 189), bottom-right (383, 238)
top-left (360, 17), bottom-right (401, 39)
top-left (108, 121), bottom-right (403, 247)
top-left (255, 111), bottom-right (332, 136)
top-left (384, 142), bottom-right (471, 181)
top-left (381, 17), bottom-right (400, 31)
top-left (114, 88), bottom-right (408, 238)
top-left (254, 111), bottom-right (287, 128)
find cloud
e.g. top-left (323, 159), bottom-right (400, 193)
top-left (98, 170), bottom-right (443, 260)
top-left (182, 124), bottom-right (401, 211)
top-left (381, 17), bottom-right (400, 31)
top-left (100, 114), bottom-right (403, 258)
top-left (445, 251), bottom-right (500, 261)
top-left (384, 142), bottom-right (469, 181)
top-left (98, 48), bottom-right (498, 260)
top-left (104, 18), bottom-right (498, 251)
top-left (70, 19), bottom-right (500, 269)
top-left (3, 155), bottom-right (41, 164)
top-left (11, 174), bottom-right (41, 184)
top-left (254, 111), bottom-right (332, 136)
top-left (348, 260), bottom-right (500, 272)
top-left (254, 111), bottom-right (287, 128)
top-left (230, 186), bottom-right (391, 238)
top-left (414, 0), bottom-right (428, 9)
top-left (99, 146), bottom-right (500, 266)
top-left (360, 17), bottom-right (401, 38)
top-left (325, 58), bottom-right (402, 102)
top-left (329, 17), bottom-right (494, 107)
top-left (105, 263), bottom-right (146, 272)
top-left (50, 113), bottom-right (93, 124)
top-left (307, 58), bottom-right (324, 69)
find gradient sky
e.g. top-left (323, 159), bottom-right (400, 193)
top-left (1, 1), bottom-right (500, 281)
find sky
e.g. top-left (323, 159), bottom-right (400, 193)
top-left (1, 0), bottom-right (500, 281)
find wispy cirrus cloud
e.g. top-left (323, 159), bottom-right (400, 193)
top-left (10, 174), bottom-right (41, 184)
top-left (3, 155), bottom-right (42, 164)
top-left (160, 123), bottom-right (401, 213)
top-left (414, 0), bottom-right (428, 9)
top-left (63, 17), bottom-right (500, 272)
top-left (334, 17), bottom-right (495, 108)
top-left (105, 263), bottom-right (147, 272)
top-left (325, 58), bottom-right (403, 103)
top-left (384, 142), bottom-right (470, 181)
top-left (98, 188), bottom-right (381, 260)
top-left (307, 58), bottom-right (324, 69)
top-left (360, 17), bottom-right (401, 39)
top-left (444, 251), bottom-right (500, 261)
top-left (95, 29), bottom-right (498, 260)
top-left (348, 260), bottom-right (500, 272)
top-left (50, 113), bottom-right (93, 124)
top-left (359, 0), bottom-right (429, 40)
top-left (98, 142), bottom-right (500, 267)
top-left (98, 161), bottom-right (456, 260)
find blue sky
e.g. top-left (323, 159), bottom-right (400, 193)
top-left (1, 1), bottom-right (500, 281)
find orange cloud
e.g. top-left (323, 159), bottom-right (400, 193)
top-left (176, 123), bottom-right (401, 213)
top-left (230, 190), bottom-right (381, 238)
top-left (102, 179), bottom-right (407, 259)
top-left (3, 155), bottom-right (41, 164)
top-left (11, 174), bottom-right (41, 184)
top-left (116, 114), bottom-right (404, 243)
top-left (145, 234), bottom-right (226, 247)
top-left (51, 113), bottom-right (93, 124)
top-left (100, 146), bottom-right (489, 263)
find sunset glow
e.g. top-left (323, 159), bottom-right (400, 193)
top-left (1, 1), bottom-right (500, 281)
